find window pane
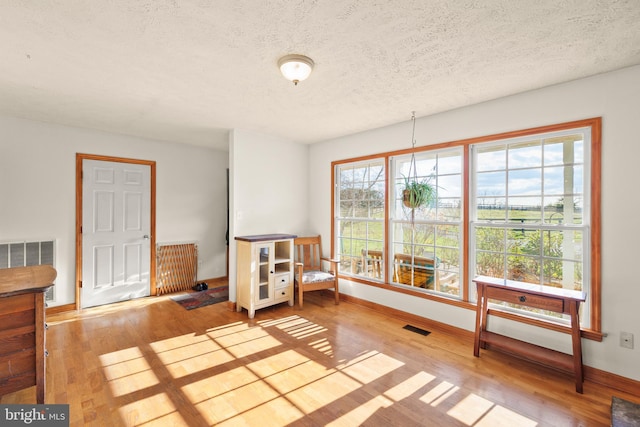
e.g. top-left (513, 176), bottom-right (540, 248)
top-left (336, 160), bottom-right (386, 279)
top-left (508, 140), bottom-right (541, 168)
top-left (477, 171), bottom-right (506, 197)
top-left (508, 169), bottom-right (541, 196)
top-left (438, 174), bottom-right (462, 198)
top-left (438, 152), bottom-right (463, 175)
top-left (507, 254), bottom-right (540, 282)
top-left (475, 251), bottom-right (505, 277)
top-left (475, 227), bottom-right (505, 251)
top-left (477, 198), bottom-right (506, 220)
top-left (543, 134), bottom-right (584, 166)
top-left (507, 197), bottom-right (542, 222)
top-left (438, 198), bottom-right (461, 221)
top-left (506, 229), bottom-right (540, 257)
top-left (543, 229), bottom-right (583, 261)
top-left (476, 145), bottom-right (506, 171)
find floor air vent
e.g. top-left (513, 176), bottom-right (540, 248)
top-left (403, 325), bottom-right (431, 336)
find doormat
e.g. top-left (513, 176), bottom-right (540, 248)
top-left (403, 325), bottom-right (431, 336)
top-left (170, 286), bottom-right (229, 310)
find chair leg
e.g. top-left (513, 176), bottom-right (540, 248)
top-left (298, 284), bottom-right (304, 308)
top-left (334, 284), bottom-right (339, 305)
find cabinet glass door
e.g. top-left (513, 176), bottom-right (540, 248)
top-left (256, 243), bottom-right (272, 303)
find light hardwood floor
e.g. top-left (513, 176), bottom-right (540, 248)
top-left (2, 290), bottom-right (637, 426)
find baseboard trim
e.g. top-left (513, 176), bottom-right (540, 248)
top-left (337, 291), bottom-right (640, 396)
top-left (46, 303), bottom-right (75, 315)
top-left (202, 276), bottom-right (229, 287)
top-left (338, 292), bottom-right (474, 340)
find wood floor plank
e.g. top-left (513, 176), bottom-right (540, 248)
top-left (1, 290), bottom-right (636, 426)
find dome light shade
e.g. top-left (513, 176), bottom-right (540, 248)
top-left (278, 54), bottom-right (314, 85)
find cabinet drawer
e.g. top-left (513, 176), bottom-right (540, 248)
top-left (486, 286), bottom-right (564, 312)
top-left (274, 286), bottom-right (291, 300)
top-left (274, 274), bottom-right (291, 289)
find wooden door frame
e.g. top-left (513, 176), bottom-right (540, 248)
top-left (75, 153), bottom-right (157, 310)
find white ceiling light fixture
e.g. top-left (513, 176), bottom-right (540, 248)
top-left (278, 54), bottom-right (314, 85)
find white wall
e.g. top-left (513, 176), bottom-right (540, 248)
top-left (308, 65), bottom-right (640, 381)
top-left (0, 115), bottom-right (229, 306)
top-left (228, 129), bottom-right (310, 302)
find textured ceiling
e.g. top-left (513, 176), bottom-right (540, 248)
top-left (1, 1), bottom-right (639, 151)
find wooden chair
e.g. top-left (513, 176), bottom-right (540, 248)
top-left (294, 236), bottom-right (339, 308)
top-left (361, 249), bottom-right (383, 279)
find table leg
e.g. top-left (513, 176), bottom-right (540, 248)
top-left (569, 300), bottom-right (584, 393)
top-left (474, 283), bottom-right (485, 357)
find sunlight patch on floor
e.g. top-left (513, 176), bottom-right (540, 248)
top-left (181, 366), bottom-right (261, 403)
top-left (98, 346), bottom-right (144, 366)
top-left (447, 393), bottom-right (494, 425)
top-left (194, 378), bottom-right (282, 425)
top-left (106, 369), bottom-right (160, 397)
top-left (420, 381), bottom-right (459, 406)
top-left (287, 322), bottom-right (328, 339)
top-left (285, 370), bottom-right (363, 414)
top-left (264, 315), bottom-right (309, 330)
top-left (341, 351), bottom-right (404, 384)
top-left (264, 315), bottom-right (329, 340)
top-left (308, 337), bottom-right (334, 356)
top-left (152, 338), bottom-right (224, 364)
top-left (95, 314), bottom-right (540, 426)
top-left (118, 392), bottom-right (181, 425)
top-left (325, 395), bottom-right (394, 427)
top-left (100, 347), bottom-right (159, 397)
top-left (148, 332), bottom-right (211, 353)
top-left (262, 359), bottom-right (336, 395)
top-left (215, 396), bottom-right (306, 427)
top-left (163, 348), bottom-right (236, 378)
top-left (384, 371), bottom-right (436, 401)
top-left (246, 349), bottom-right (314, 378)
top-left (223, 334), bottom-right (283, 358)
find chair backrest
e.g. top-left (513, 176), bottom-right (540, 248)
top-left (361, 249), bottom-right (383, 279)
top-left (393, 253), bottom-right (436, 287)
top-left (294, 236), bottom-right (324, 271)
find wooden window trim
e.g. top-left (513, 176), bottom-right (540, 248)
top-left (331, 117), bottom-right (602, 339)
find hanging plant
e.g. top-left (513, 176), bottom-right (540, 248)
top-left (402, 177), bottom-right (435, 209)
top-left (402, 112), bottom-right (436, 210)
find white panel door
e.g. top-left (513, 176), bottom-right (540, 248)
top-left (82, 159), bottom-right (151, 308)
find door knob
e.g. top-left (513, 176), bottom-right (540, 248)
top-left (143, 235), bottom-right (150, 240)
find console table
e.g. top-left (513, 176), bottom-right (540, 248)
top-left (473, 276), bottom-right (586, 393)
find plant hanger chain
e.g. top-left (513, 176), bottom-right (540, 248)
top-left (408, 111), bottom-right (418, 183)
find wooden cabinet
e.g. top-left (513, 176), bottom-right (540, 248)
top-left (473, 275), bottom-right (586, 393)
top-left (0, 265), bottom-right (56, 403)
top-left (235, 234), bottom-right (296, 318)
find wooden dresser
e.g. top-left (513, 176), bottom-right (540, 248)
top-left (0, 265), bottom-right (56, 403)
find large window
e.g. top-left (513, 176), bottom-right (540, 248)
top-left (389, 149), bottom-right (463, 297)
top-left (336, 160), bottom-right (386, 278)
top-left (471, 129), bottom-right (590, 326)
top-left (332, 118), bottom-right (601, 335)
